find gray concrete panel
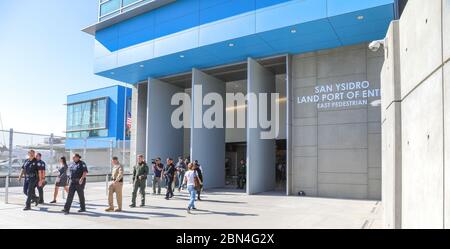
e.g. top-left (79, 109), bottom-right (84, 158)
top-left (146, 79), bottom-right (184, 164)
top-left (318, 184), bottom-right (368, 200)
top-left (130, 83), bottom-right (148, 166)
top-left (318, 123), bottom-right (368, 149)
top-left (444, 62), bottom-right (450, 228)
top-left (399, 0), bottom-right (443, 98)
top-left (401, 69), bottom-right (444, 228)
top-left (247, 58), bottom-right (276, 194)
top-left (191, 69), bottom-right (226, 189)
top-left (318, 149), bottom-right (368, 174)
top-left (444, 0), bottom-right (450, 62)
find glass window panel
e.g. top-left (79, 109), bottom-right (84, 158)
top-left (66, 98), bottom-right (109, 138)
top-left (100, 0), bottom-right (121, 17)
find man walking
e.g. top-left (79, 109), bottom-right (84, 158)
top-left (152, 158), bottom-right (164, 195)
top-left (18, 150), bottom-right (40, 211)
top-left (130, 155), bottom-right (149, 208)
top-left (106, 157), bottom-right (124, 212)
top-left (35, 153), bottom-right (46, 204)
top-left (176, 156), bottom-right (187, 192)
top-left (163, 158), bottom-right (176, 200)
top-left (62, 154), bottom-right (88, 215)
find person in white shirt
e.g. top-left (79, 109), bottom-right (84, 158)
top-left (184, 163), bottom-right (202, 214)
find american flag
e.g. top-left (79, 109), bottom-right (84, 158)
top-left (126, 112), bottom-right (132, 129)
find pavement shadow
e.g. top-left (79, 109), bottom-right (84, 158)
top-left (189, 209), bottom-right (258, 217)
top-left (42, 209), bottom-right (149, 220)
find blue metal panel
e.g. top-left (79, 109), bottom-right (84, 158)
top-left (95, 0), bottom-right (293, 52)
top-left (94, 0), bottom-right (395, 83)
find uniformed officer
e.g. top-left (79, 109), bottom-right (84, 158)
top-left (62, 154), bottom-right (88, 215)
top-left (18, 150), bottom-right (40, 211)
top-left (130, 155), bottom-right (149, 208)
top-left (35, 153), bottom-right (47, 204)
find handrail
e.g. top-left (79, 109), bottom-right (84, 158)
top-left (0, 173), bottom-right (133, 180)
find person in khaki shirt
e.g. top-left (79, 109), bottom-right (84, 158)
top-left (105, 157), bottom-right (124, 212)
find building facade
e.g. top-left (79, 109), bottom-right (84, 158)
top-left (66, 85), bottom-right (132, 150)
top-left (83, 0), bottom-right (398, 199)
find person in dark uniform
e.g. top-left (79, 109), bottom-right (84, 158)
top-left (194, 160), bottom-right (204, 201)
top-left (62, 154), bottom-right (88, 215)
top-left (237, 159), bottom-right (246, 190)
top-left (18, 150), bottom-right (40, 210)
top-left (35, 153), bottom-right (47, 204)
top-left (130, 155), bottom-right (149, 208)
top-left (163, 158), bottom-right (176, 200)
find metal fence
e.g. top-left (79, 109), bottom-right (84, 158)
top-left (0, 129), bottom-right (130, 204)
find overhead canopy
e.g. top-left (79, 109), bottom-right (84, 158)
top-left (91, 0), bottom-right (395, 84)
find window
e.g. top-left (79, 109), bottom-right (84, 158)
top-left (66, 98), bottom-right (109, 139)
top-left (99, 0), bottom-right (153, 21)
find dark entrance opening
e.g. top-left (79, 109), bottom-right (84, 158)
top-left (275, 140), bottom-right (287, 192)
top-left (225, 142), bottom-right (247, 190)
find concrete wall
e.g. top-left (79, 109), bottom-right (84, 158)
top-left (146, 79), bottom-right (184, 164)
top-left (290, 44), bottom-right (384, 199)
top-left (191, 69), bottom-right (226, 189)
top-left (247, 58), bottom-right (276, 194)
top-left (130, 83), bottom-right (147, 166)
top-left (381, 21), bottom-right (402, 229)
top-left (381, 0), bottom-right (450, 228)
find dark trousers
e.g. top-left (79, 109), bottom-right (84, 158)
top-left (237, 175), bottom-right (246, 189)
top-left (165, 177), bottom-right (173, 198)
top-left (131, 179), bottom-right (146, 206)
top-left (36, 185), bottom-right (44, 203)
top-left (64, 181), bottom-right (86, 212)
top-left (25, 178), bottom-right (38, 208)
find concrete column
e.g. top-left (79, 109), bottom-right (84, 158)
top-left (381, 21), bottom-right (402, 229)
top-left (247, 58), bottom-right (276, 195)
top-left (146, 79), bottom-right (184, 164)
top-left (130, 83), bottom-right (147, 167)
top-left (286, 55), bottom-right (293, 196)
top-left (191, 69), bottom-right (226, 189)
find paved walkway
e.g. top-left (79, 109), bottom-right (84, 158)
top-left (0, 183), bottom-right (382, 229)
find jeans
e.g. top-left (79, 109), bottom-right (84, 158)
top-left (187, 185), bottom-right (196, 209)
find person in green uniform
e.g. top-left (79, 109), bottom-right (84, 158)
top-left (130, 155), bottom-right (149, 208)
top-left (237, 159), bottom-right (246, 190)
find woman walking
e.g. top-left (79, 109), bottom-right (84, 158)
top-left (50, 157), bottom-right (69, 204)
top-left (184, 163), bottom-right (201, 213)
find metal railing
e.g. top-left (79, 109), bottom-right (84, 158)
top-left (0, 129), bottom-right (131, 204)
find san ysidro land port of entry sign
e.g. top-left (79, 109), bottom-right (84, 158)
top-left (296, 81), bottom-right (381, 109)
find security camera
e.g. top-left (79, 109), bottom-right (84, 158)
top-left (368, 39), bottom-right (385, 52)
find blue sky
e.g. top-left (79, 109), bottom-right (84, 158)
top-left (0, 0), bottom-right (122, 136)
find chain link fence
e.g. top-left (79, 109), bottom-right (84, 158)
top-left (0, 129), bottom-right (130, 205)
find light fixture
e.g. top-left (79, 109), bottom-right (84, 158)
top-left (139, 64), bottom-right (145, 68)
top-left (357, 15), bottom-right (364, 20)
top-left (110, 72), bottom-right (115, 75)
top-left (228, 43), bottom-right (235, 47)
top-left (179, 54), bottom-right (185, 58)
top-left (290, 29), bottom-right (297, 34)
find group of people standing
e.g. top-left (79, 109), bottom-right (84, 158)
top-left (19, 150), bottom-right (204, 215)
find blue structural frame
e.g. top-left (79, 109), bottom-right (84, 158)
top-left (90, 0), bottom-right (395, 83)
top-left (65, 85), bottom-right (132, 149)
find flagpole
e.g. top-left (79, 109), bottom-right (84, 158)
top-left (123, 83), bottom-right (128, 169)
